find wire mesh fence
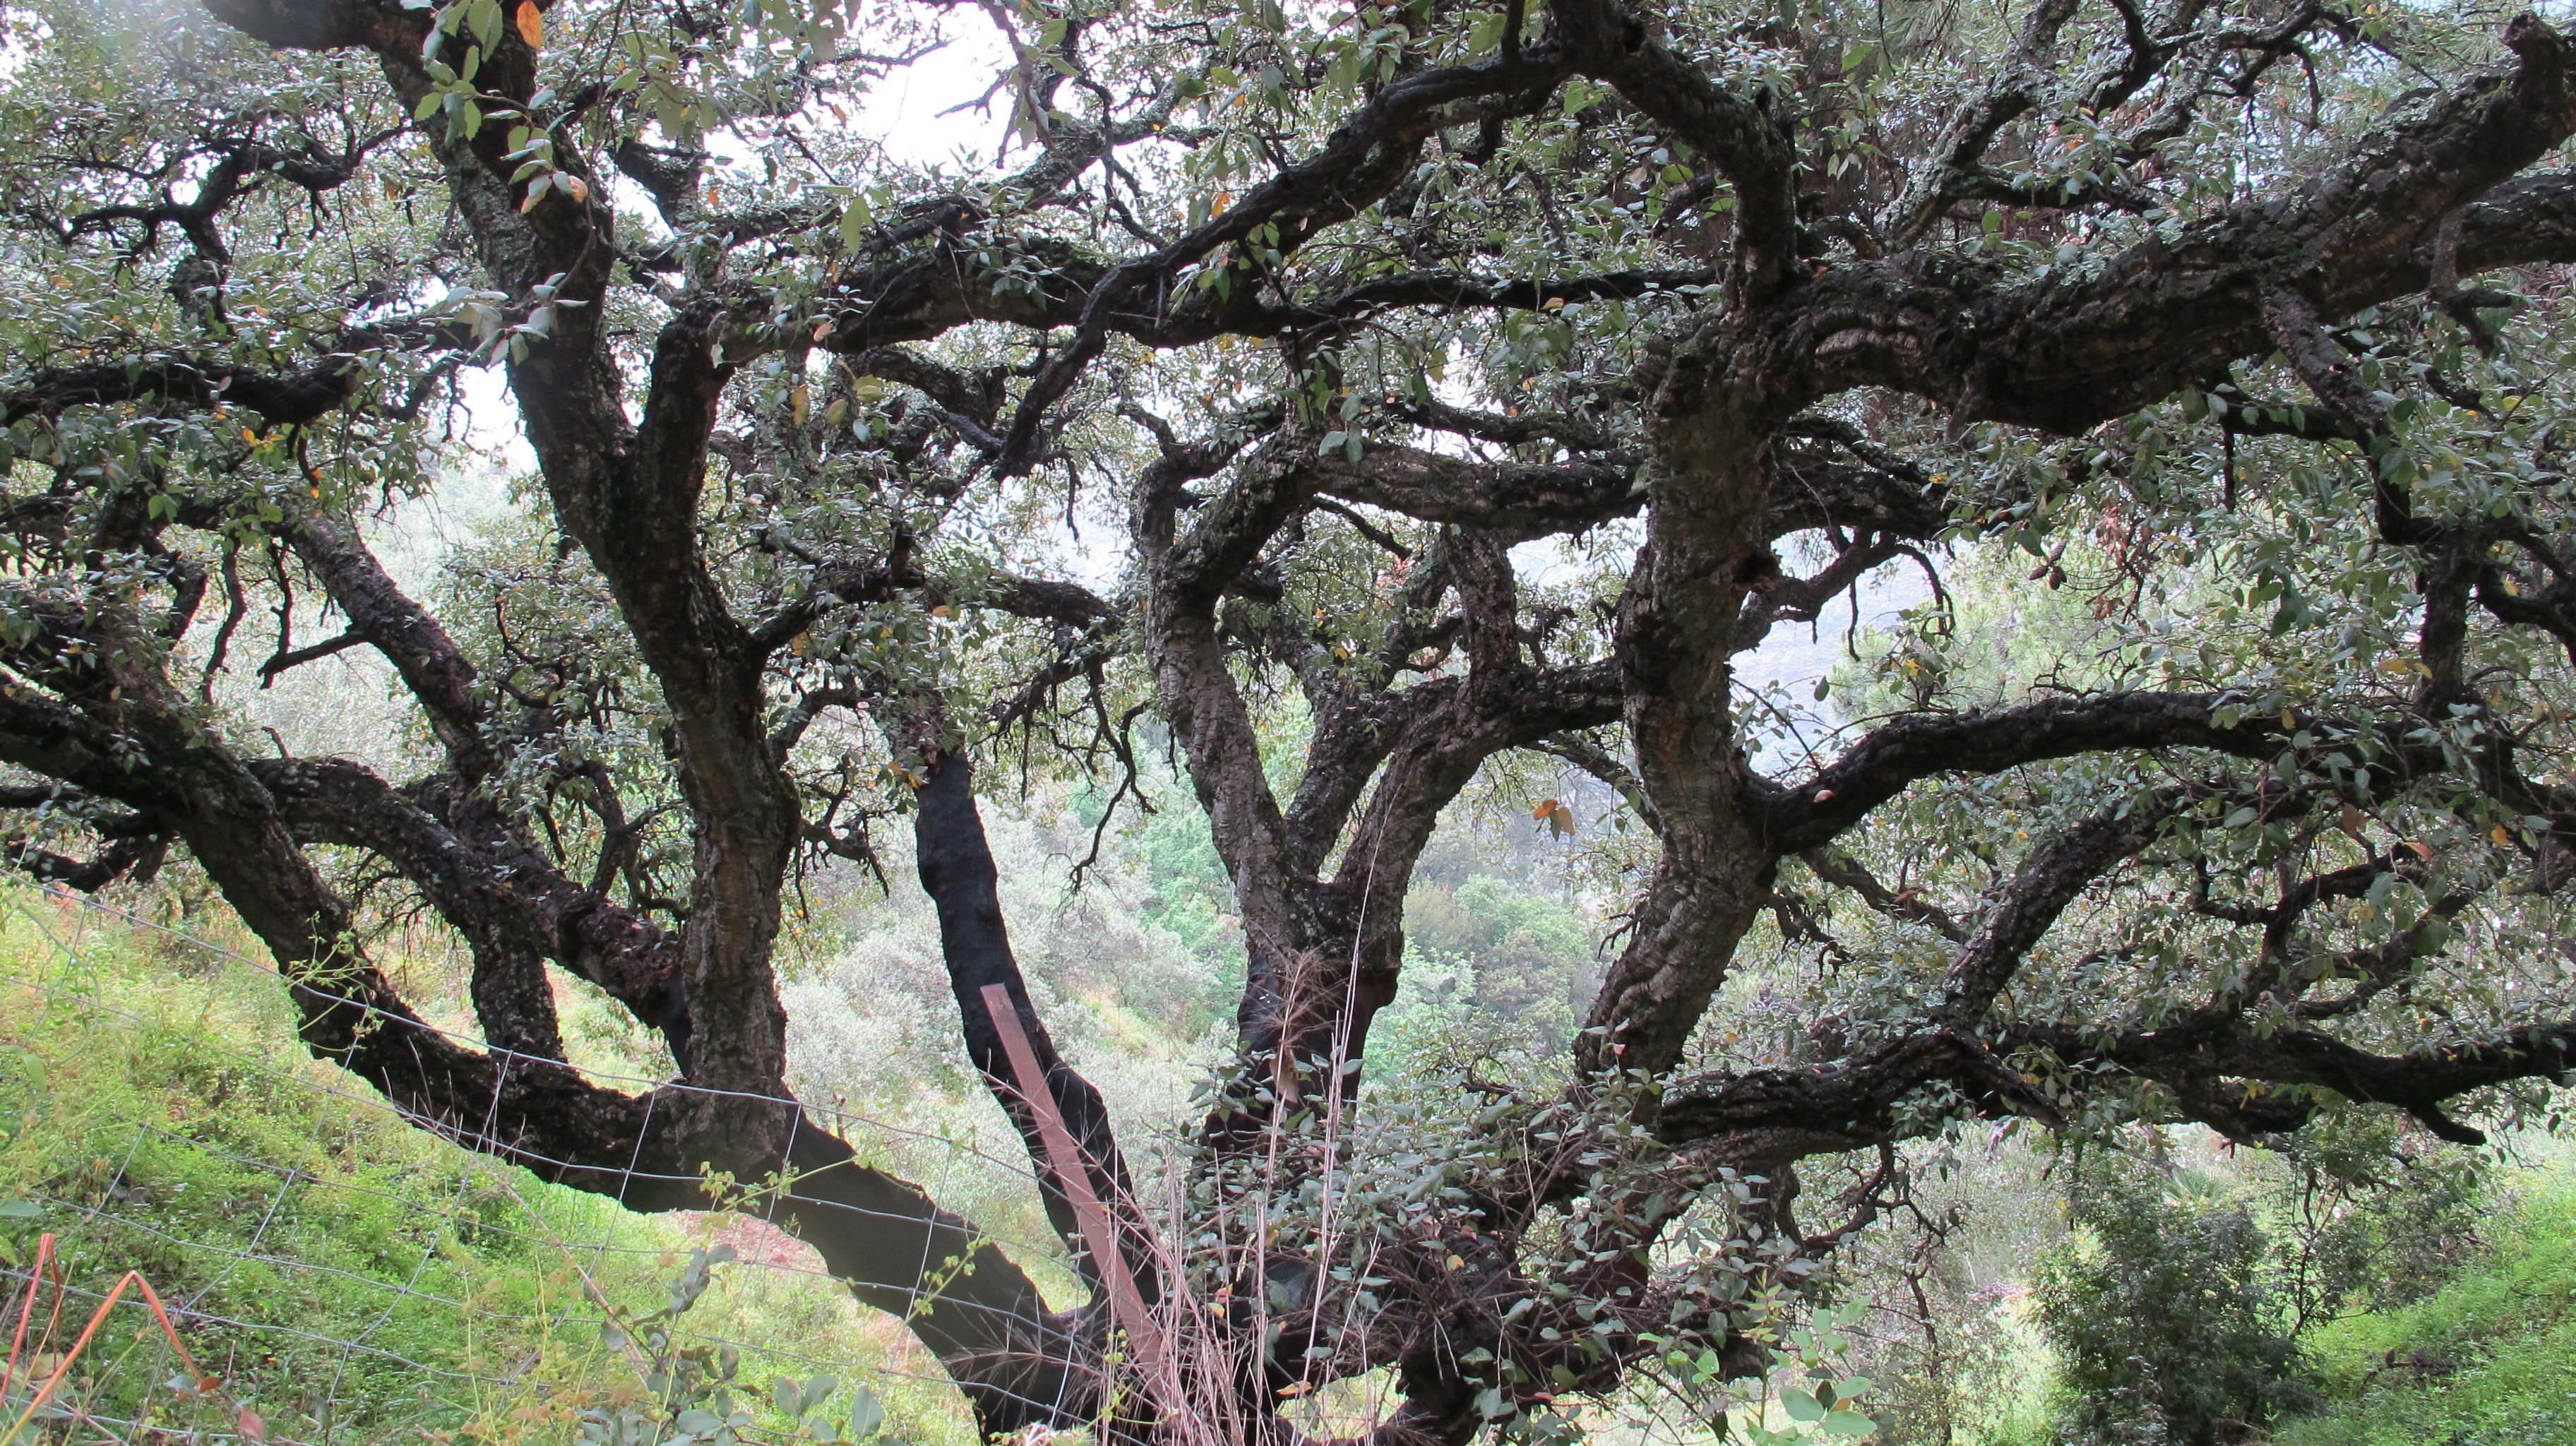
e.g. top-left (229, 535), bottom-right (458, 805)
top-left (0, 883), bottom-right (1741, 1446)
top-left (0, 886), bottom-right (1083, 1446)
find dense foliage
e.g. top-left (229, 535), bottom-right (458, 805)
top-left (2036, 1152), bottom-right (2314, 1445)
top-left (3, 0), bottom-right (2576, 1436)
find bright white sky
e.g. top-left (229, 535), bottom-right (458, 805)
top-left (451, 9), bottom-right (1013, 451)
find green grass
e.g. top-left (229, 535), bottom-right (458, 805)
top-left (23, 878), bottom-right (2564, 1446)
top-left (0, 890), bottom-right (973, 1446)
top-left (2274, 1170), bottom-right (2576, 1446)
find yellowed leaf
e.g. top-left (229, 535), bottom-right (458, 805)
top-left (514, 1), bottom-right (542, 49)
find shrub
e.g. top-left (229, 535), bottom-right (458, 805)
top-left (2034, 1153), bottom-right (2314, 1446)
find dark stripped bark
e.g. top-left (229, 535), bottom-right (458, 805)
top-left (913, 751), bottom-right (1155, 1308)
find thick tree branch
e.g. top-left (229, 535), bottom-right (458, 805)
top-left (1759, 692), bottom-right (2287, 852)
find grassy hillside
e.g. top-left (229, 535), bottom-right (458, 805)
top-left (2276, 1171), bottom-right (2576, 1446)
top-left (0, 890), bottom-right (977, 1446)
top-left (6, 874), bottom-right (2564, 1446)
top-left (0, 782), bottom-right (1608, 1446)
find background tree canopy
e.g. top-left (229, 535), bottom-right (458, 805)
top-left (2, 0), bottom-right (2576, 1435)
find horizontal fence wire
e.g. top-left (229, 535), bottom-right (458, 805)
top-left (0, 888), bottom-right (1095, 1445)
top-left (31, 892), bottom-right (1061, 1185)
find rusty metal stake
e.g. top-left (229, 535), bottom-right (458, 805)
top-left (977, 983), bottom-right (1173, 1406)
